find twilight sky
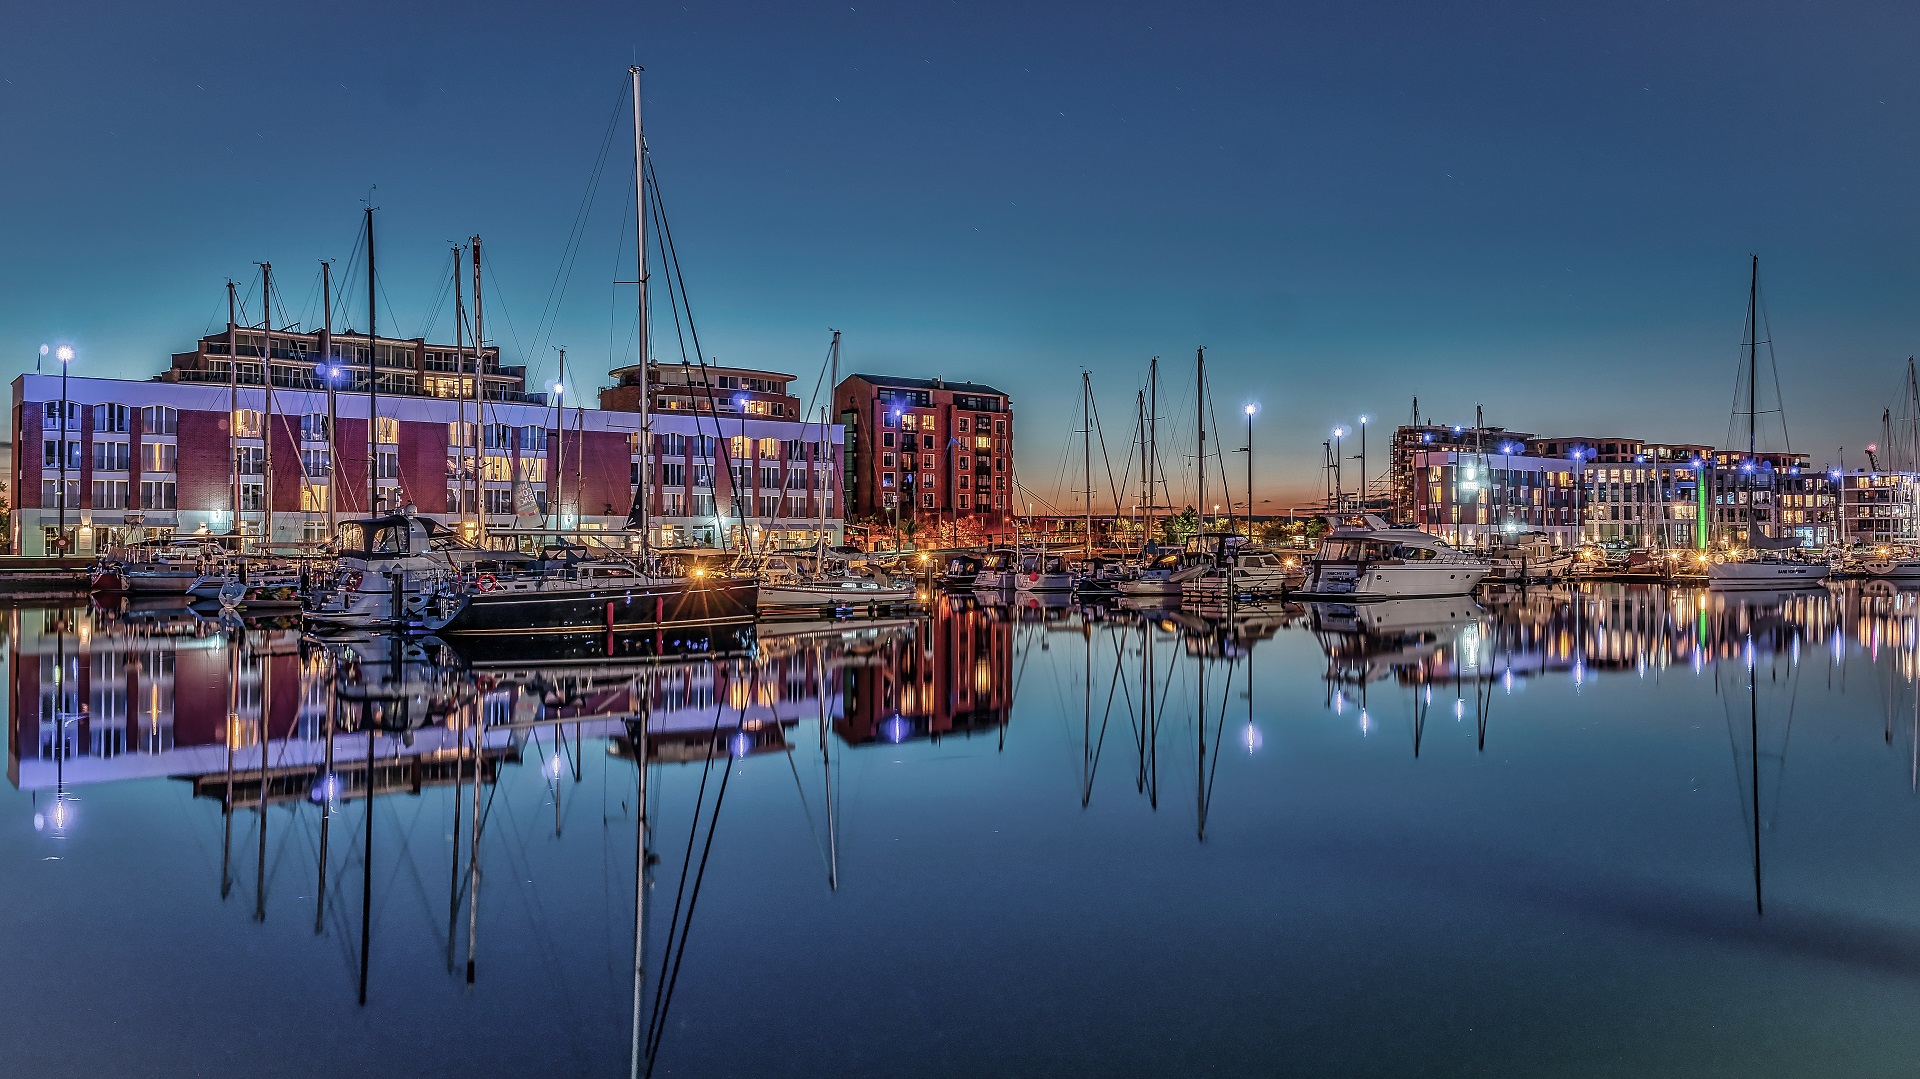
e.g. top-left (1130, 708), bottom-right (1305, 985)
top-left (5, 0), bottom-right (1920, 508)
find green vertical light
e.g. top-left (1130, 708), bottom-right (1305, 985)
top-left (1696, 465), bottom-right (1709, 550)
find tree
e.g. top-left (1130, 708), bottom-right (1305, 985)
top-left (1161, 505), bottom-right (1199, 545)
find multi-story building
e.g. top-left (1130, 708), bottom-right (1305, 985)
top-left (1700, 451), bottom-right (1835, 548)
top-left (1390, 423), bottom-right (1533, 524)
top-left (162, 324), bottom-right (532, 402)
top-left (1837, 470), bottom-right (1918, 546)
top-left (1410, 448), bottom-right (1581, 548)
top-left (13, 358), bottom-right (845, 555)
top-left (834, 374), bottom-right (1012, 546)
top-left (599, 360), bottom-right (805, 420)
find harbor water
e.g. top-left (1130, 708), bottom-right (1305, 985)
top-left (6, 584), bottom-right (1920, 1077)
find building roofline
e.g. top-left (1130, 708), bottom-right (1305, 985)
top-left (842, 372), bottom-right (1009, 397)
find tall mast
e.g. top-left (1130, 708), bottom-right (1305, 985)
top-left (259, 262), bottom-right (274, 548)
top-left (227, 280), bottom-right (240, 537)
top-left (631, 65), bottom-right (652, 558)
top-left (1136, 387), bottom-right (1148, 555)
top-left (1196, 347), bottom-right (1206, 536)
top-left (1082, 370), bottom-right (1093, 560)
top-left (365, 207), bottom-right (379, 518)
top-left (1747, 254), bottom-right (1758, 540)
top-left (450, 245), bottom-right (468, 535)
top-left (470, 237), bottom-right (485, 541)
top-left (817, 331), bottom-right (839, 559)
top-left (320, 261), bottom-right (336, 539)
top-left (555, 348), bottom-right (567, 531)
top-left (1148, 356), bottom-right (1158, 549)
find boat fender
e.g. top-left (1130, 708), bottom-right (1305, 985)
top-left (477, 573), bottom-right (498, 593)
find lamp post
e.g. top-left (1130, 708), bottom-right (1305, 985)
top-left (1357, 415), bottom-right (1368, 512)
top-left (55, 345), bottom-right (74, 554)
top-left (1243, 403), bottom-right (1257, 538)
top-left (1332, 427), bottom-right (1348, 512)
top-left (1569, 448), bottom-right (1586, 547)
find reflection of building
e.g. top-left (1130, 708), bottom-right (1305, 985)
top-left (837, 598), bottom-right (1013, 745)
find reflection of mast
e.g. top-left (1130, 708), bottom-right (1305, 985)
top-left (814, 643), bottom-right (838, 892)
top-left (626, 667), bottom-right (651, 1079)
top-left (315, 665), bottom-right (335, 935)
top-left (221, 639), bottom-right (237, 900)
top-left (1749, 640), bottom-right (1763, 917)
top-left (358, 716), bottom-right (375, 1004)
top-left (445, 696), bottom-right (465, 973)
top-left (1138, 617), bottom-right (1158, 808)
top-left (254, 644), bottom-right (270, 922)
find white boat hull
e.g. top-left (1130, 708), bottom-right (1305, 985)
top-left (1707, 561), bottom-right (1829, 589)
top-left (1015, 572), bottom-right (1074, 593)
top-left (1298, 562), bottom-right (1488, 600)
top-left (758, 581), bottom-right (918, 607)
top-left (1862, 560), bottom-right (1920, 580)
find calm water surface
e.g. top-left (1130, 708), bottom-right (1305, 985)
top-left (7, 585), bottom-right (1920, 1077)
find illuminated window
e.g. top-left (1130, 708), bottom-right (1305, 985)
top-left (232, 409), bottom-right (263, 438)
top-left (375, 416), bottom-right (399, 444)
top-left (518, 457), bottom-right (546, 483)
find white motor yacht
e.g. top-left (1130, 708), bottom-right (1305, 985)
top-left (1180, 547), bottom-right (1304, 605)
top-left (1116, 550), bottom-right (1207, 597)
top-left (1014, 551), bottom-right (1075, 593)
top-left (971, 549), bottom-right (1017, 592)
top-left (307, 515), bottom-right (501, 629)
top-left (1295, 515), bottom-right (1490, 600)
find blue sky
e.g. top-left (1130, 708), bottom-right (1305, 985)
top-left (5, 1), bottom-right (1920, 506)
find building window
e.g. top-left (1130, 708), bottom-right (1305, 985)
top-left (959, 493), bottom-right (970, 509)
top-left (302, 414), bottom-right (330, 442)
top-left (377, 449), bottom-right (400, 480)
top-left (302, 485), bottom-right (330, 512)
top-left (139, 405), bottom-right (177, 435)
top-left (302, 449), bottom-right (332, 477)
top-left (232, 409), bottom-right (264, 438)
top-left (239, 482), bottom-right (265, 511)
top-left (520, 426), bottom-right (548, 452)
top-left (93, 441), bottom-right (130, 471)
top-left (42, 479), bottom-right (77, 508)
top-left (662, 433), bottom-right (687, 457)
top-left (140, 480), bottom-right (177, 510)
top-left (95, 403), bottom-right (130, 433)
top-left (995, 420), bottom-right (1005, 435)
top-left (882, 412), bottom-right (896, 429)
top-left (883, 452), bottom-right (895, 468)
top-left (43, 439), bottom-right (81, 470)
top-left (91, 479), bottom-right (129, 509)
top-left (882, 472), bottom-right (895, 489)
top-left (759, 437), bottom-right (778, 458)
top-left (375, 416), bottom-right (400, 444)
top-left (518, 457), bottom-right (547, 483)
top-left (233, 447), bottom-right (263, 476)
top-left (922, 493), bottom-right (935, 508)
top-left (144, 442), bottom-right (179, 473)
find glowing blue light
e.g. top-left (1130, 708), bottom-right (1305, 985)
top-left (1242, 724), bottom-right (1263, 753)
top-left (881, 716), bottom-right (912, 744)
top-left (729, 731), bottom-right (754, 759)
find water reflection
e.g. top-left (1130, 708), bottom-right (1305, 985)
top-left (11, 582), bottom-right (1920, 1074)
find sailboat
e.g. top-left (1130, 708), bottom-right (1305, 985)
top-left (424, 67), bottom-right (757, 637)
top-left (1708, 256), bottom-right (1829, 590)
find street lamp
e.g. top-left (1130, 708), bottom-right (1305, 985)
top-left (1243, 403), bottom-right (1257, 537)
top-left (1357, 415), bottom-right (1369, 512)
top-left (55, 345), bottom-right (74, 554)
top-left (1332, 426), bottom-right (1348, 511)
top-left (1569, 448), bottom-right (1586, 546)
